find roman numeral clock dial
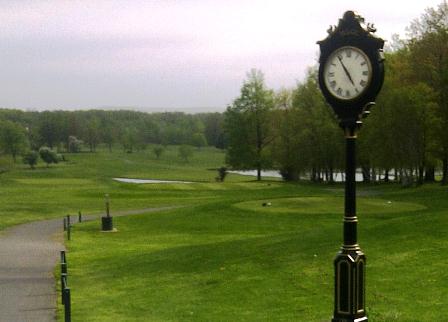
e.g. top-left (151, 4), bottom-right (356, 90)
top-left (323, 46), bottom-right (372, 101)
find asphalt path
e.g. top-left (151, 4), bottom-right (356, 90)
top-left (0, 207), bottom-right (174, 322)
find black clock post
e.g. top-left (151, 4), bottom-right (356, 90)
top-left (317, 11), bottom-right (384, 322)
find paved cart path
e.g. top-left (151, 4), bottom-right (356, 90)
top-left (0, 207), bottom-right (175, 322)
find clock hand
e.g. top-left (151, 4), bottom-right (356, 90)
top-left (337, 56), bottom-right (355, 86)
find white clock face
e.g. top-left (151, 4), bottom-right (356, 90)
top-left (323, 46), bottom-right (372, 100)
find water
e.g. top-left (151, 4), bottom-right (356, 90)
top-left (114, 171), bottom-right (395, 184)
top-left (227, 170), bottom-right (282, 178)
top-left (113, 178), bottom-right (193, 184)
top-left (228, 170), bottom-right (395, 182)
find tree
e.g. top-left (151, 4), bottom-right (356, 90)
top-left (102, 124), bottom-right (117, 152)
top-left (408, 1), bottom-right (448, 183)
top-left (225, 69), bottom-right (274, 181)
top-left (278, 69), bottom-right (342, 182)
top-left (85, 119), bottom-right (100, 152)
top-left (0, 157), bottom-right (13, 174)
top-left (0, 120), bottom-right (28, 162)
top-left (39, 147), bottom-right (58, 167)
top-left (201, 113), bottom-right (226, 148)
top-left (65, 112), bottom-right (82, 151)
top-left (153, 145), bottom-right (164, 159)
top-left (178, 145), bottom-right (194, 162)
top-left (121, 127), bottom-right (138, 153)
top-left (68, 136), bottom-right (83, 153)
top-left (191, 133), bottom-right (207, 149)
top-left (37, 111), bottom-right (61, 149)
top-left (0, 108), bottom-right (227, 155)
top-left (367, 83), bottom-right (436, 185)
top-left (22, 151), bottom-right (39, 169)
top-left (270, 88), bottom-right (303, 181)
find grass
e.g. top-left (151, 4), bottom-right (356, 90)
top-left (233, 196), bottom-right (427, 215)
top-left (1, 146), bottom-right (447, 321)
top-left (64, 182), bottom-right (448, 321)
top-left (0, 145), bottom-right (239, 231)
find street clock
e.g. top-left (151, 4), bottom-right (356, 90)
top-left (317, 11), bottom-right (385, 322)
top-left (318, 11), bottom-right (385, 127)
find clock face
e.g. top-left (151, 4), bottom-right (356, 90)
top-left (323, 46), bottom-right (372, 101)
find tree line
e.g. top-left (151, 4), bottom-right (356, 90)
top-left (0, 109), bottom-right (226, 163)
top-left (225, 2), bottom-right (448, 185)
top-left (1, 2), bottom-right (446, 185)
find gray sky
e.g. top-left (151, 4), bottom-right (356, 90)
top-left (0, 0), bottom-right (443, 112)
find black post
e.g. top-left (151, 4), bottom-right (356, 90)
top-left (101, 194), bottom-right (113, 231)
top-left (60, 250), bottom-right (68, 304)
top-left (344, 133), bottom-right (357, 246)
top-left (66, 215), bottom-right (71, 227)
top-left (61, 262), bottom-right (67, 274)
top-left (61, 273), bottom-right (67, 304)
top-left (332, 125), bottom-right (367, 322)
top-left (106, 194), bottom-right (110, 218)
top-left (60, 250), bottom-right (66, 264)
top-left (64, 287), bottom-right (71, 322)
top-left (78, 211), bottom-right (82, 223)
top-left (63, 217), bottom-right (67, 231)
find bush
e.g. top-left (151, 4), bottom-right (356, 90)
top-left (191, 133), bottom-right (207, 149)
top-left (22, 151), bottom-right (39, 169)
top-left (39, 147), bottom-right (59, 167)
top-left (0, 157), bottom-right (13, 174)
top-left (216, 166), bottom-right (227, 182)
top-left (178, 145), bottom-right (194, 162)
top-left (279, 167), bottom-right (300, 181)
top-left (68, 136), bottom-right (83, 153)
top-left (153, 145), bottom-right (164, 159)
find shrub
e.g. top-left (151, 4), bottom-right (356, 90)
top-left (39, 147), bottom-right (59, 167)
top-left (153, 145), bottom-right (164, 159)
top-left (68, 136), bottom-right (83, 153)
top-left (22, 151), bottom-right (39, 169)
top-left (217, 167), bottom-right (227, 182)
top-left (178, 145), bottom-right (194, 162)
top-left (191, 133), bottom-right (207, 149)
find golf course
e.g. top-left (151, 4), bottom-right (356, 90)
top-left (1, 146), bottom-right (446, 321)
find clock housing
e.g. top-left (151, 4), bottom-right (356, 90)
top-left (317, 11), bottom-right (385, 125)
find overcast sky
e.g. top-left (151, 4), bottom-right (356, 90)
top-left (0, 0), bottom-right (443, 112)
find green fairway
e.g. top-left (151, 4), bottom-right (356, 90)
top-left (1, 147), bottom-right (447, 321)
top-left (62, 182), bottom-right (448, 321)
top-left (234, 196), bottom-right (427, 215)
top-left (0, 146), bottom-right (237, 231)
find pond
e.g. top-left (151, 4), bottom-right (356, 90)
top-left (227, 170), bottom-right (282, 178)
top-left (114, 171), bottom-right (395, 184)
top-left (228, 170), bottom-right (395, 182)
top-left (113, 178), bottom-right (193, 184)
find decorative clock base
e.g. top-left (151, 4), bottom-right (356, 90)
top-left (332, 246), bottom-right (367, 322)
top-left (332, 318), bottom-right (367, 322)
